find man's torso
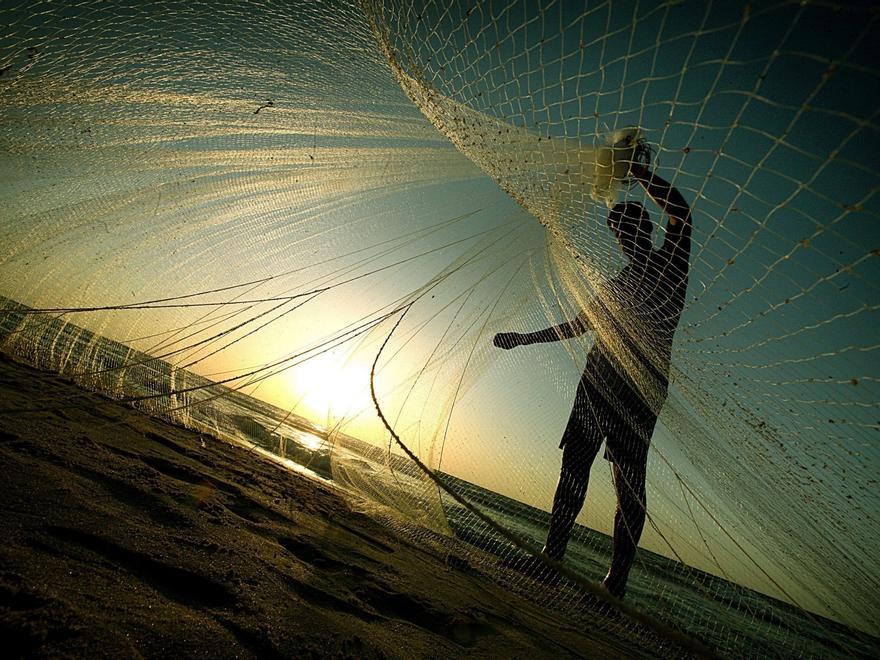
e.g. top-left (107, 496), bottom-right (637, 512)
top-left (582, 243), bottom-right (690, 415)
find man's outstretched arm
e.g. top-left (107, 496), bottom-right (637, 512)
top-left (493, 311), bottom-right (591, 349)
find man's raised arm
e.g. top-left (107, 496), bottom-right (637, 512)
top-left (493, 311), bottom-right (591, 349)
top-left (631, 164), bottom-right (692, 250)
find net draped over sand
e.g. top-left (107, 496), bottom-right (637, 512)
top-left (1, 1), bottom-right (877, 655)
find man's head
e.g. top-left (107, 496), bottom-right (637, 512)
top-left (607, 202), bottom-right (652, 261)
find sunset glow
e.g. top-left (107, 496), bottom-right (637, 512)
top-left (287, 350), bottom-right (375, 422)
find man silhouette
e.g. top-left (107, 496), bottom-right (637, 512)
top-left (493, 162), bottom-right (691, 598)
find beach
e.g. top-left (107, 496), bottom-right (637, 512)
top-left (0, 354), bottom-right (635, 658)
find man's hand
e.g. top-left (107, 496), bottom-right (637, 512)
top-left (493, 332), bottom-right (525, 349)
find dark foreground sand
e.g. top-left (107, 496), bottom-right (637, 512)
top-left (0, 355), bottom-right (636, 658)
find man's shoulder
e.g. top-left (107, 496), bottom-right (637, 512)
top-left (653, 242), bottom-right (689, 269)
top-left (638, 249), bottom-right (687, 297)
top-left (645, 248), bottom-right (666, 270)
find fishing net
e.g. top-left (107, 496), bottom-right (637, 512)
top-left (1, 0), bottom-right (877, 655)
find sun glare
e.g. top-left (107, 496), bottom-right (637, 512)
top-left (288, 350), bottom-right (375, 421)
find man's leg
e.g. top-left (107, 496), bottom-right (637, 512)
top-left (603, 455), bottom-right (647, 598)
top-left (543, 433), bottom-right (601, 560)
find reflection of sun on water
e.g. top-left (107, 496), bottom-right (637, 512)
top-left (295, 430), bottom-right (324, 452)
top-left (287, 350), bottom-right (374, 421)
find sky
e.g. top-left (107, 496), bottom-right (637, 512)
top-left (1, 0), bottom-right (878, 634)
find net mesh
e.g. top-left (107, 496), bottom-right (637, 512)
top-left (1, 0), bottom-right (878, 655)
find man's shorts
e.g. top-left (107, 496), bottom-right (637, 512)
top-left (559, 377), bottom-right (659, 466)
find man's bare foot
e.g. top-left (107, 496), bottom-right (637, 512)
top-left (602, 574), bottom-right (626, 600)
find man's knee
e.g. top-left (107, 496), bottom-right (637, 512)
top-left (560, 444), bottom-right (600, 484)
top-left (614, 462), bottom-right (647, 504)
top-left (557, 471), bottom-right (588, 504)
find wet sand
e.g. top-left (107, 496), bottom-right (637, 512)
top-left (0, 354), bottom-right (631, 658)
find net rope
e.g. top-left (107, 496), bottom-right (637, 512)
top-left (1, 0), bottom-right (878, 656)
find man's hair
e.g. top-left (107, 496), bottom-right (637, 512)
top-left (608, 202), bottom-right (651, 238)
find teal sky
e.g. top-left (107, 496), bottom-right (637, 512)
top-left (1, 0), bottom-right (878, 635)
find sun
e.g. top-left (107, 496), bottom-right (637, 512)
top-left (287, 349), bottom-right (375, 421)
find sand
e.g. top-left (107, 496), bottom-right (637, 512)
top-left (0, 354), bottom-right (637, 659)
